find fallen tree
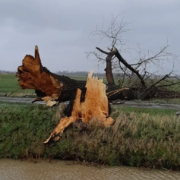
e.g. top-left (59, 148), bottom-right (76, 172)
top-left (88, 16), bottom-right (180, 100)
top-left (16, 45), bottom-right (87, 105)
top-left (44, 71), bottom-right (114, 143)
top-left (16, 48), bottom-right (115, 143)
top-left (95, 46), bottom-right (180, 100)
top-left (16, 46), bottom-right (128, 105)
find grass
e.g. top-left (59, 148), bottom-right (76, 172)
top-left (150, 98), bottom-right (180, 104)
top-left (0, 74), bottom-right (35, 96)
top-left (0, 74), bottom-right (121, 97)
top-left (111, 106), bottom-right (177, 117)
top-left (0, 102), bottom-right (180, 170)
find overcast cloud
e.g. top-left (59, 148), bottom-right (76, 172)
top-left (0, 0), bottom-right (179, 74)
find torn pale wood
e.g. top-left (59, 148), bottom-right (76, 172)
top-left (16, 46), bottom-right (62, 105)
top-left (106, 87), bottom-right (129, 97)
top-left (16, 45), bottom-right (136, 106)
top-left (16, 45), bottom-right (86, 106)
top-left (44, 71), bottom-right (114, 143)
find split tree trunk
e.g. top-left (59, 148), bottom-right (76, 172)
top-left (44, 71), bottom-right (114, 143)
top-left (96, 47), bottom-right (115, 86)
top-left (16, 46), bottom-right (86, 104)
top-left (16, 46), bottom-right (115, 144)
top-left (16, 46), bottom-right (129, 104)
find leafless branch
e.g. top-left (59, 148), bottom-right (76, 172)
top-left (87, 15), bottom-right (180, 100)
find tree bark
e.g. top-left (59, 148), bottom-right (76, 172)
top-left (44, 71), bottom-right (114, 143)
top-left (96, 47), bottom-right (115, 85)
top-left (96, 47), bottom-right (146, 88)
top-left (114, 47), bottom-right (146, 87)
top-left (16, 46), bottom-right (86, 103)
top-left (16, 46), bottom-right (134, 105)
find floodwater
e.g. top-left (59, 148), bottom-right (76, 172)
top-left (1, 97), bottom-right (180, 110)
top-left (0, 159), bottom-right (180, 180)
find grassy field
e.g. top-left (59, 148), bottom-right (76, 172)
top-left (0, 74), bottom-right (120, 97)
top-left (1, 74), bottom-right (180, 103)
top-left (0, 102), bottom-right (180, 170)
top-left (0, 74), bottom-right (35, 96)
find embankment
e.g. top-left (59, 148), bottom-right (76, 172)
top-left (0, 102), bottom-right (180, 170)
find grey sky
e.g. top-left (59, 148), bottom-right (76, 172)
top-left (0, 0), bottom-right (179, 74)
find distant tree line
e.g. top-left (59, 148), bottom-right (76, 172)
top-left (1, 70), bottom-right (179, 79)
top-left (0, 70), bottom-right (16, 74)
top-left (56, 71), bottom-right (106, 77)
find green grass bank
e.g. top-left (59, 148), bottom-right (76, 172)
top-left (0, 102), bottom-right (180, 170)
top-left (0, 74), bottom-right (119, 97)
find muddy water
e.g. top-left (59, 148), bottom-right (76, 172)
top-left (1, 97), bottom-right (180, 110)
top-left (0, 159), bottom-right (180, 180)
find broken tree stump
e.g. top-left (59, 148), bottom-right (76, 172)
top-left (15, 45), bottom-right (131, 143)
top-left (16, 46), bottom-right (86, 105)
top-left (44, 71), bottom-right (114, 143)
top-left (16, 45), bottom-right (130, 105)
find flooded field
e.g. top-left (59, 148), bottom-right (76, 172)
top-left (0, 159), bottom-right (180, 180)
top-left (1, 97), bottom-right (180, 110)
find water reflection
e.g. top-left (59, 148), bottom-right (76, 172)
top-left (0, 159), bottom-right (179, 180)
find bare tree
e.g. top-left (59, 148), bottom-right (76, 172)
top-left (88, 16), bottom-right (180, 100)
